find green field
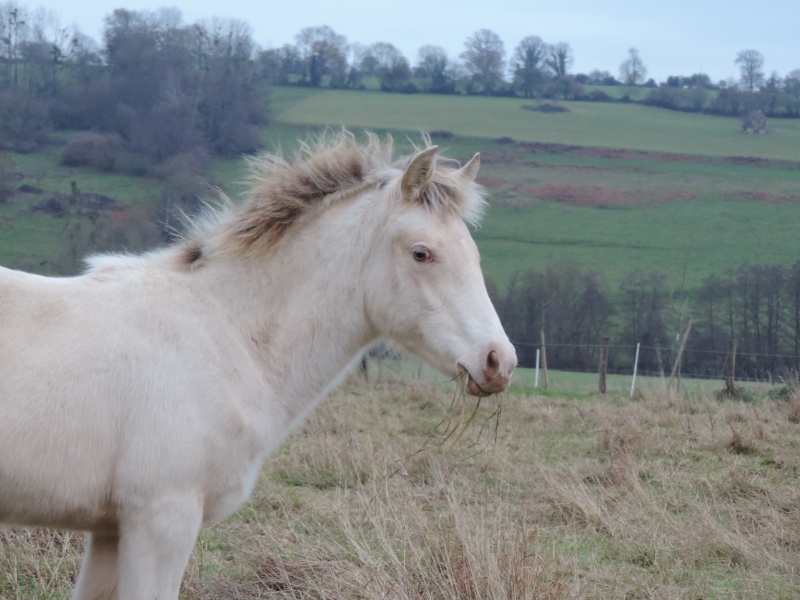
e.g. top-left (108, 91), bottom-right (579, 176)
top-left (1, 86), bottom-right (799, 291)
top-left (0, 147), bottom-right (163, 271)
top-left (3, 89), bottom-right (800, 599)
top-left (270, 87), bottom-right (800, 160)
top-left (467, 143), bottom-right (800, 289)
top-left (265, 88), bottom-right (800, 290)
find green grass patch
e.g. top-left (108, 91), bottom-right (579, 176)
top-left (3, 87), bottom-right (799, 294)
top-left (264, 87), bottom-right (800, 292)
top-left (271, 87), bottom-right (800, 161)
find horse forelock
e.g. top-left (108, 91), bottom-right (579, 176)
top-left (412, 165), bottom-right (487, 226)
top-left (178, 130), bottom-right (485, 264)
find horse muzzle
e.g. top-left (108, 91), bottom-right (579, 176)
top-left (459, 343), bottom-right (516, 397)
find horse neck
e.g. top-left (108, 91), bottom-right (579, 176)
top-left (198, 201), bottom-right (380, 406)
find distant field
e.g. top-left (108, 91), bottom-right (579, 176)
top-left (265, 88), bottom-right (800, 290)
top-left (463, 139), bottom-right (800, 289)
top-left (0, 149), bottom-right (162, 271)
top-left (2, 87), bottom-right (799, 291)
top-left (271, 87), bottom-right (800, 161)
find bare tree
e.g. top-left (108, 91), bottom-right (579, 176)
top-left (735, 49), bottom-right (765, 91)
top-left (294, 25), bottom-right (349, 87)
top-left (67, 32), bottom-right (103, 84)
top-left (256, 44), bottom-right (300, 85)
top-left (461, 28), bottom-right (505, 94)
top-left (547, 42), bottom-right (573, 78)
top-left (191, 18), bottom-right (264, 155)
top-left (784, 68), bottom-right (800, 116)
top-left (619, 47), bottom-right (647, 87)
top-left (415, 45), bottom-right (446, 75)
top-left (587, 69), bottom-right (616, 85)
top-left (415, 44), bottom-right (453, 93)
top-left (0, 4), bottom-right (31, 87)
top-left (360, 42), bottom-right (410, 92)
top-left (511, 35), bottom-right (548, 98)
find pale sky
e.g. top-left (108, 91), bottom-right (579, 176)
top-left (27, 0), bottom-right (800, 84)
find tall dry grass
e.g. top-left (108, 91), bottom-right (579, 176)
top-left (2, 375), bottom-right (800, 598)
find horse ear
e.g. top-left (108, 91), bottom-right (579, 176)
top-left (401, 146), bottom-right (438, 199)
top-left (456, 153), bottom-right (480, 182)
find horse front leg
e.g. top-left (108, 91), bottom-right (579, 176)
top-left (117, 495), bottom-right (204, 600)
top-left (72, 533), bottom-right (119, 600)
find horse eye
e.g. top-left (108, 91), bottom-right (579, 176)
top-left (412, 246), bottom-right (432, 262)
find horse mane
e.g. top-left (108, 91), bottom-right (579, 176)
top-left (176, 129), bottom-right (486, 265)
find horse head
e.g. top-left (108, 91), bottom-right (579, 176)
top-left (364, 144), bottom-right (517, 396)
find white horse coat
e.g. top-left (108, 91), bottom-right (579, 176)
top-left (0, 132), bottom-right (515, 599)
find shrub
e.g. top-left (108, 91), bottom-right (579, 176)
top-left (522, 103), bottom-right (570, 113)
top-left (585, 90), bottom-right (613, 102)
top-left (0, 90), bottom-right (50, 152)
top-left (60, 132), bottom-right (122, 172)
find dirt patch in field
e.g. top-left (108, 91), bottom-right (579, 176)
top-left (511, 184), bottom-right (698, 208)
top-left (475, 177), bottom-right (507, 190)
top-left (732, 191), bottom-right (800, 204)
top-left (520, 141), bottom-right (583, 154)
top-left (504, 139), bottom-right (800, 170)
top-left (529, 160), bottom-right (662, 174)
top-left (572, 147), bottom-right (713, 164)
top-left (29, 193), bottom-right (119, 216)
top-left (724, 156), bottom-right (774, 167)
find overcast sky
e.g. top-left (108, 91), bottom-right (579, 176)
top-left (27, 0), bottom-right (800, 83)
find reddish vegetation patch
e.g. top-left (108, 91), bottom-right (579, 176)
top-left (572, 147), bottom-right (711, 164)
top-left (475, 177), bottom-right (506, 190)
top-left (513, 184), bottom-right (697, 208)
top-left (519, 141), bottom-right (582, 154)
top-left (734, 191), bottom-right (800, 203)
top-left (529, 160), bottom-right (661, 174)
top-left (571, 148), bottom-right (642, 160)
top-left (724, 156), bottom-right (773, 167)
top-left (478, 153), bottom-right (521, 166)
top-left (498, 138), bottom-right (800, 170)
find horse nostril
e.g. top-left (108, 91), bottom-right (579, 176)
top-left (486, 349), bottom-right (500, 379)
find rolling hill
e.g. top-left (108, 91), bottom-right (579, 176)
top-left (1, 86), bottom-right (799, 294)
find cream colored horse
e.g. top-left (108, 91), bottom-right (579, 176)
top-left (0, 131), bottom-right (516, 599)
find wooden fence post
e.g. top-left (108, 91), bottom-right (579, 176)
top-left (668, 319), bottom-right (694, 392)
top-left (540, 329), bottom-right (549, 390)
top-left (630, 342), bottom-right (640, 398)
top-left (724, 339), bottom-right (737, 396)
top-left (598, 336), bottom-right (609, 394)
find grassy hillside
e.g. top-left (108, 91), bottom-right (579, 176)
top-left (464, 140), bottom-right (800, 289)
top-left (265, 87), bottom-right (800, 290)
top-left (0, 146), bottom-right (163, 271)
top-left (1, 87), bottom-right (798, 293)
top-left (271, 87), bottom-right (800, 161)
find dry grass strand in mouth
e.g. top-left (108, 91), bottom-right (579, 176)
top-left (365, 372), bottom-right (504, 516)
top-left (438, 369), bottom-right (504, 447)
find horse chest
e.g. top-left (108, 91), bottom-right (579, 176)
top-left (202, 449), bottom-right (263, 524)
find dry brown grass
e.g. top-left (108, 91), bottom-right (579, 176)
top-left (3, 376), bottom-right (800, 599)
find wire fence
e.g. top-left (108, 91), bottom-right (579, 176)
top-left (364, 339), bottom-right (799, 397)
top-left (510, 338), bottom-right (800, 388)
top-left (513, 340), bottom-right (800, 397)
